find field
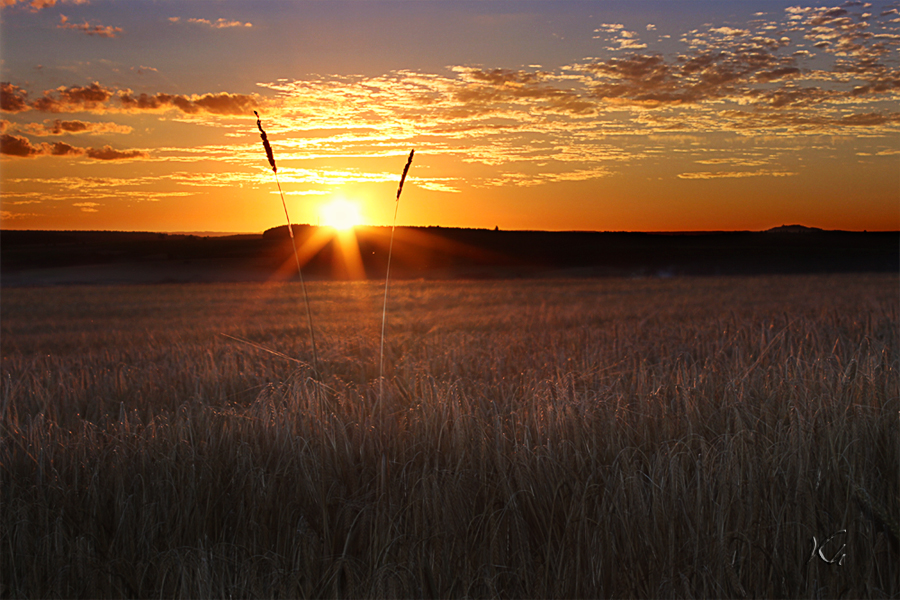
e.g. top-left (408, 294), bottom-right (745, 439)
top-left (1, 275), bottom-right (898, 598)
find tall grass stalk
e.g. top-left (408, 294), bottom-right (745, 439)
top-left (379, 149), bottom-right (414, 397)
top-left (254, 110), bottom-right (319, 377)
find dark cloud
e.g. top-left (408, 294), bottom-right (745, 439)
top-left (583, 46), bottom-right (796, 105)
top-left (584, 44), bottom-right (798, 106)
top-left (585, 54), bottom-right (690, 105)
top-left (7, 81), bottom-right (259, 116)
top-left (450, 68), bottom-right (596, 115)
top-left (84, 145), bottom-right (148, 160)
top-left (22, 118), bottom-right (133, 135)
top-left (754, 67), bottom-right (802, 83)
top-left (1, 133), bottom-right (41, 156)
top-left (1, 82), bottom-right (30, 113)
top-left (759, 86), bottom-right (832, 108)
top-left (54, 119), bottom-right (90, 133)
top-left (839, 112), bottom-right (900, 126)
top-left (49, 141), bottom-right (82, 156)
top-left (0, 133), bottom-right (148, 159)
top-left (117, 91), bottom-right (259, 115)
top-left (31, 82), bottom-right (114, 112)
top-left (718, 109), bottom-right (900, 131)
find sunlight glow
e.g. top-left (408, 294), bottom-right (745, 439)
top-left (320, 199), bottom-right (363, 231)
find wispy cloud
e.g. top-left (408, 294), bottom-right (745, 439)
top-left (677, 169), bottom-right (796, 180)
top-left (1, 0), bottom-right (88, 12)
top-left (72, 201), bottom-right (99, 212)
top-left (0, 210), bottom-right (42, 221)
top-left (169, 16), bottom-right (252, 29)
top-left (57, 14), bottom-right (122, 38)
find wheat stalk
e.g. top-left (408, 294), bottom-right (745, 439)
top-left (254, 110), bottom-right (319, 377)
top-left (379, 149), bottom-right (415, 397)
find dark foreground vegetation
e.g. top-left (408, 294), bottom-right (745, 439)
top-left (1, 275), bottom-right (897, 598)
top-left (2, 225), bottom-right (897, 285)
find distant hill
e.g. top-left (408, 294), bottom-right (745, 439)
top-left (1, 227), bottom-right (897, 285)
top-left (763, 224), bottom-right (824, 233)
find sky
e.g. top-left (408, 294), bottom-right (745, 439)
top-left (1, 0), bottom-right (898, 233)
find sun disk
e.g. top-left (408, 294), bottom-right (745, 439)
top-left (321, 199), bottom-right (363, 231)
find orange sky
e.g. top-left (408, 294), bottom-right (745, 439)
top-left (1, 1), bottom-right (898, 232)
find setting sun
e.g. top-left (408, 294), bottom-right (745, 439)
top-left (320, 199), bottom-right (363, 231)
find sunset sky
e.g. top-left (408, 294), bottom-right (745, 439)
top-left (1, 0), bottom-right (898, 233)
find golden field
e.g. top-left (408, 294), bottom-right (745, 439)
top-left (1, 275), bottom-right (897, 598)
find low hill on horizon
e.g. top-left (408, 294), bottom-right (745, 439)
top-left (2, 226), bottom-right (897, 286)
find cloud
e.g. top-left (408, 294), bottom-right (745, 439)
top-left (593, 23), bottom-right (648, 50)
top-left (577, 3), bottom-right (899, 111)
top-left (1, 0), bottom-right (88, 11)
top-left (677, 169), bottom-right (796, 179)
top-left (176, 17), bottom-right (252, 28)
top-left (0, 119), bottom-right (8, 133)
top-left (31, 82), bottom-right (114, 112)
top-left (72, 202), bottom-right (99, 212)
top-left (117, 90), bottom-right (259, 115)
top-left (0, 133), bottom-right (148, 159)
top-left (717, 109), bottom-right (900, 131)
top-left (84, 145), bottom-right (147, 160)
top-left (0, 133), bottom-right (42, 156)
top-left (1, 82), bottom-right (30, 113)
top-left (58, 14), bottom-right (123, 38)
top-left (709, 27), bottom-right (750, 37)
top-left (450, 67), bottom-right (595, 115)
top-left (0, 210), bottom-right (42, 221)
top-left (21, 118), bottom-right (132, 135)
top-left (8, 81), bottom-right (260, 116)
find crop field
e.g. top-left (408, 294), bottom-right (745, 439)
top-left (1, 274), bottom-right (898, 598)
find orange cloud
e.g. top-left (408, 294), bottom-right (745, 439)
top-left (1, 0), bottom-right (88, 11)
top-left (57, 14), bottom-right (123, 38)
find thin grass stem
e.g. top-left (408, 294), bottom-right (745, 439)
top-left (254, 111), bottom-right (319, 378)
top-left (379, 150), bottom-right (415, 398)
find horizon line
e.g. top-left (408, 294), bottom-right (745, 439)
top-left (2, 225), bottom-right (899, 236)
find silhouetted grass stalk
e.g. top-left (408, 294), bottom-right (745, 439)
top-left (379, 149), bottom-right (414, 397)
top-left (254, 111), bottom-right (319, 377)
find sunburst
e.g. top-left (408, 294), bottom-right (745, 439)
top-left (320, 199), bottom-right (363, 231)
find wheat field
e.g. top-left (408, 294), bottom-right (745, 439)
top-left (1, 274), bottom-right (897, 598)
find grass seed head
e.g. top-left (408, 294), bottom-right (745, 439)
top-left (254, 110), bottom-right (277, 173)
top-left (396, 149), bottom-right (414, 201)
